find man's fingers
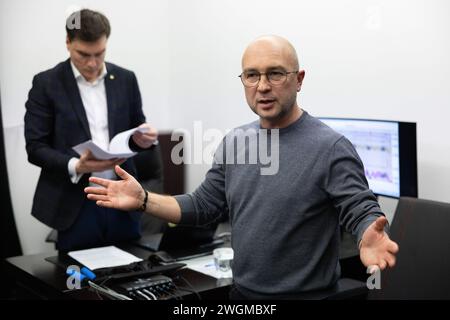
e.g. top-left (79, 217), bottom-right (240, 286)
top-left (82, 158), bottom-right (119, 172)
top-left (87, 194), bottom-right (109, 202)
top-left (367, 265), bottom-right (379, 274)
top-left (374, 216), bottom-right (388, 232)
top-left (115, 165), bottom-right (131, 180)
top-left (84, 186), bottom-right (107, 195)
top-left (88, 177), bottom-right (110, 187)
top-left (96, 200), bottom-right (114, 208)
top-left (82, 149), bottom-right (95, 160)
top-left (135, 126), bottom-right (157, 139)
top-left (388, 241), bottom-right (399, 254)
top-left (106, 158), bottom-right (122, 165)
top-left (115, 158), bottom-right (126, 166)
top-left (144, 129), bottom-right (157, 138)
top-left (378, 260), bottom-right (387, 270)
top-left (134, 135), bottom-right (146, 144)
top-left (133, 124), bottom-right (158, 148)
top-left (385, 253), bottom-right (396, 268)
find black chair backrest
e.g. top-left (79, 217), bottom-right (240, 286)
top-left (133, 144), bottom-right (163, 183)
top-left (369, 197), bottom-right (450, 299)
top-left (158, 131), bottom-right (185, 195)
top-left (133, 131), bottom-right (185, 195)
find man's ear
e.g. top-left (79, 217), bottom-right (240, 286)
top-left (66, 36), bottom-right (71, 50)
top-left (297, 70), bottom-right (305, 92)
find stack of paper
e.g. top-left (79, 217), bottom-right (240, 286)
top-left (72, 127), bottom-right (148, 160)
top-left (68, 246), bottom-right (143, 270)
top-left (179, 254), bottom-right (233, 279)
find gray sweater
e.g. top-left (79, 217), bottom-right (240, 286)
top-left (175, 111), bottom-right (384, 295)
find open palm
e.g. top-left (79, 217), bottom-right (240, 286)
top-left (359, 216), bottom-right (399, 272)
top-left (85, 165), bottom-right (143, 211)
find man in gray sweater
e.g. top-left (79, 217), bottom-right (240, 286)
top-left (85, 35), bottom-right (399, 299)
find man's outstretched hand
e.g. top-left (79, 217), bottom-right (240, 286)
top-left (359, 216), bottom-right (399, 273)
top-left (84, 165), bottom-right (144, 211)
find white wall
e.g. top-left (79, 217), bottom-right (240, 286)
top-left (167, 0), bottom-right (450, 207)
top-left (1, 0), bottom-right (449, 254)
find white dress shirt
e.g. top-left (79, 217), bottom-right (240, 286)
top-left (68, 61), bottom-right (116, 183)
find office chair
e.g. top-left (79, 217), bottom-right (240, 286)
top-left (308, 278), bottom-right (368, 300)
top-left (133, 143), bottom-right (166, 235)
top-left (368, 197), bottom-right (450, 299)
top-left (135, 132), bottom-right (186, 236)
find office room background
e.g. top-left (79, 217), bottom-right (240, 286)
top-left (0, 0), bottom-right (449, 255)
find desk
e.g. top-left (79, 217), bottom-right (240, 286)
top-left (4, 245), bottom-right (231, 300)
top-left (5, 229), bottom-right (364, 300)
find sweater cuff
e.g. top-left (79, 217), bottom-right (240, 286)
top-left (174, 194), bottom-right (198, 225)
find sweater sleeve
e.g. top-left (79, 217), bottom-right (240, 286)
top-left (324, 136), bottom-right (388, 245)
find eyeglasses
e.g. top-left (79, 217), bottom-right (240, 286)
top-left (239, 70), bottom-right (298, 87)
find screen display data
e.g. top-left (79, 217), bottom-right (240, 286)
top-left (320, 118), bottom-right (400, 198)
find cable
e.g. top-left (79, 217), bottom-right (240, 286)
top-left (135, 290), bottom-right (152, 300)
top-left (175, 275), bottom-right (202, 300)
top-left (159, 287), bottom-right (181, 300)
top-left (142, 289), bottom-right (158, 300)
top-left (88, 281), bottom-right (132, 300)
top-left (170, 284), bottom-right (185, 300)
top-left (99, 275), bottom-right (112, 287)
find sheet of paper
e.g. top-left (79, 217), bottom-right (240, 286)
top-left (68, 245), bottom-right (143, 270)
top-left (109, 127), bottom-right (147, 154)
top-left (72, 127), bottom-right (148, 160)
top-left (179, 254), bottom-right (233, 279)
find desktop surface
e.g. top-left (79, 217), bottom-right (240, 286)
top-left (5, 244), bottom-right (231, 300)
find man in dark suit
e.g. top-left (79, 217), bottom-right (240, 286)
top-left (24, 9), bottom-right (158, 251)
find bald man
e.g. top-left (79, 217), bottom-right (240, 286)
top-left (85, 35), bottom-right (399, 299)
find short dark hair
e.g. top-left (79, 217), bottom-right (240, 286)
top-left (66, 9), bottom-right (111, 42)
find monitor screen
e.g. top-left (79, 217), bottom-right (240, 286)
top-left (319, 117), bottom-right (417, 198)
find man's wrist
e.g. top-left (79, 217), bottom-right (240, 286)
top-left (68, 157), bottom-right (83, 183)
top-left (138, 184), bottom-right (149, 212)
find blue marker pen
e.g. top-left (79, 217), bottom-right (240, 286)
top-left (81, 267), bottom-right (96, 280)
top-left (66, 268), bottom-right (86, 281)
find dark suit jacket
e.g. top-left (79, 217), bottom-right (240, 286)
top-left (24, 59), bottom-right (146, 231)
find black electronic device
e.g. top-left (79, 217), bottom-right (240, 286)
top-left (114, 274), bottom-right (176, 300)
top-left (87, 262), bottom-right (185, 300)
top-left (94, 261), bottom-right (186, 282)
top-left (148, 251), bottom-right (176, 263)
top-left (135, 222), bottom-right (223, 259)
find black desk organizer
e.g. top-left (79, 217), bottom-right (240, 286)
top-left (45, 253), bottom-right (186, 299)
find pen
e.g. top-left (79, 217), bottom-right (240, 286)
top-left (175, 251), bottom-right (212, 261)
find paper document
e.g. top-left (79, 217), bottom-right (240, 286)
top-left (72, 127), bottom-right (148, 160)
top-left (68, 246), bottom-right (143, 270)
top-left (179, 254), bottom-right (233, 279)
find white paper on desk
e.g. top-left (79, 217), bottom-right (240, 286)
top-left (179, 254), bottom-right (233, 279)
top-left (72, 127), bottom-right (148, 160)
top-left (68, 246), bottom-right (143, 270)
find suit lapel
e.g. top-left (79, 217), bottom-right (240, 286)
top-left (105, 63), bottom-right (118, 139)
top-left (62, 59), bottom-right (91, 138)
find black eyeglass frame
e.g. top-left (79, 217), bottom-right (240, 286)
top-left (238, 70), bottom-right (299, 87)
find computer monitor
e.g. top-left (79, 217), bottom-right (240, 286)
top-left (318, 117), bottom-right (418, 198)
top-left (135, 222), bottom-right (222, 259)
